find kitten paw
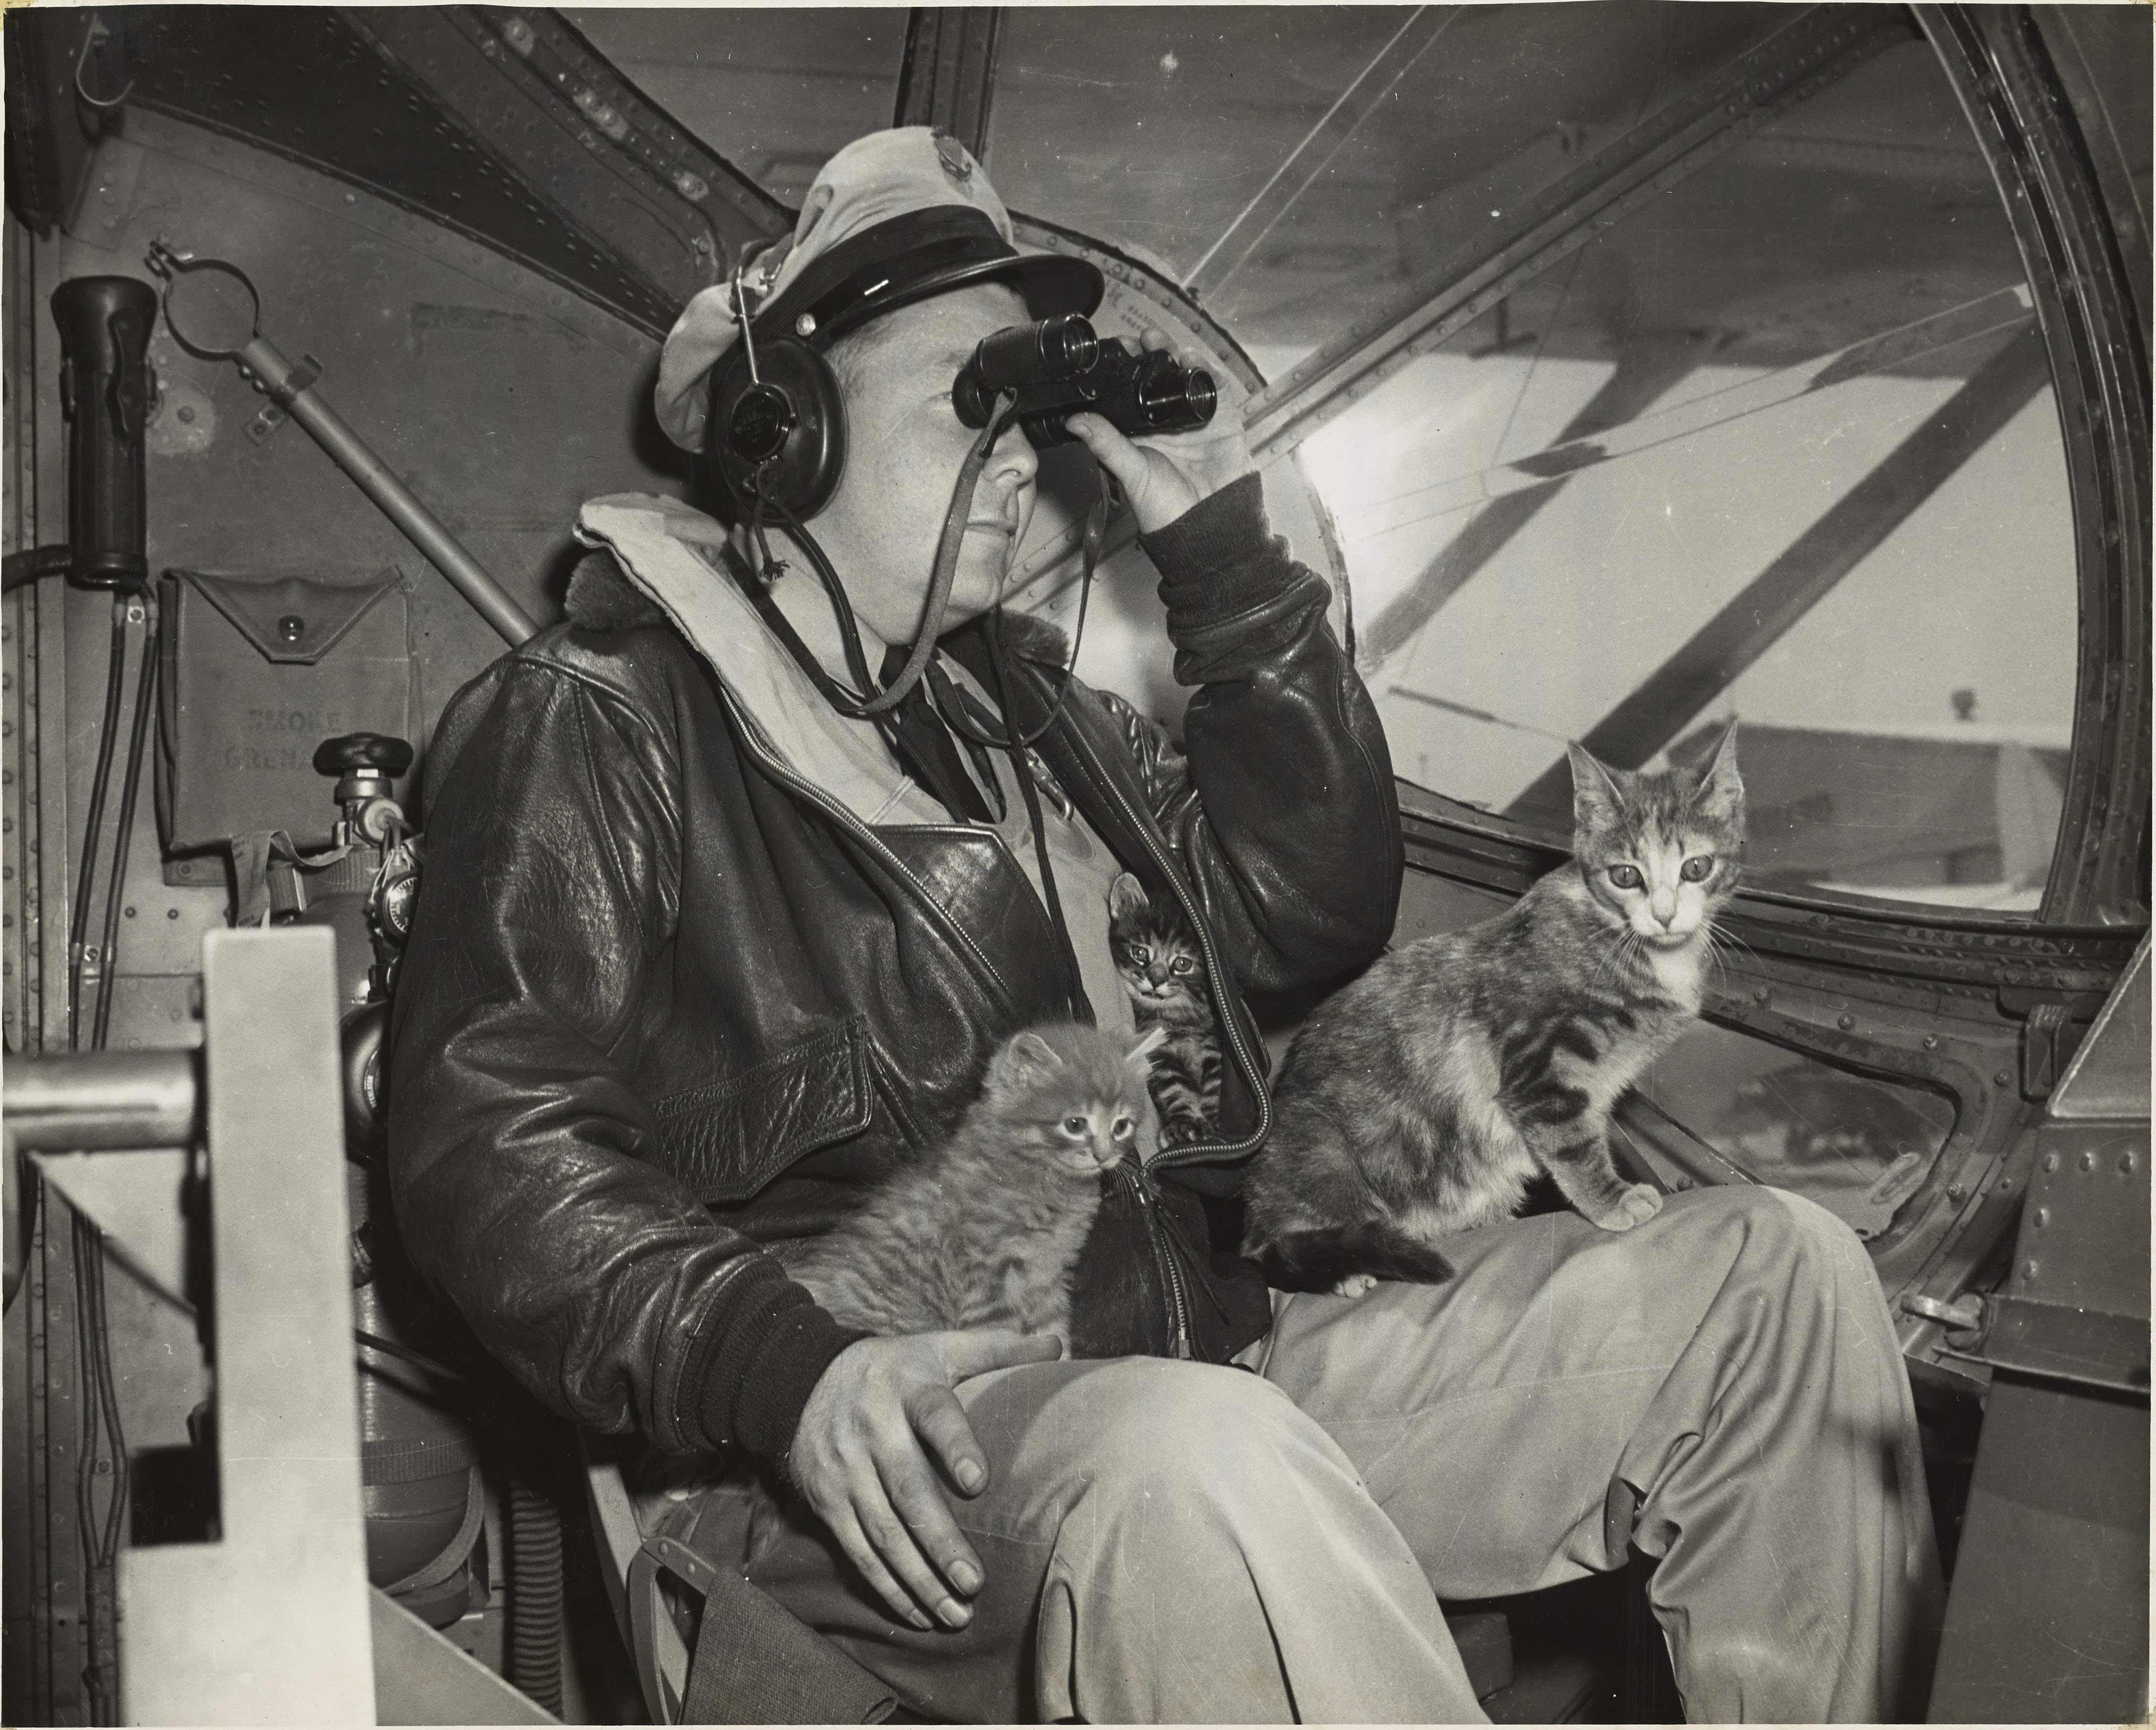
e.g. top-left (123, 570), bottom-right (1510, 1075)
top-left (1330, 1273), bottom-right (1380, 1298)
top-left (1592, 1185), bottom-right (1664, 1232)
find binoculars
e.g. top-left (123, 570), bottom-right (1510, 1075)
top-left (954, 314), bottom-right (1218, 449)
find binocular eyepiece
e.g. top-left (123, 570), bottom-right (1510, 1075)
top-left (954, 314), bottom-right (1217, 450)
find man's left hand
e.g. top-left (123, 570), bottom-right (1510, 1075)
top-left (1065, 330), bottom-right (1254, 536)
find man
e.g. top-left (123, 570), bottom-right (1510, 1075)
top-left (391, 128), bottom-right (1941, 1722)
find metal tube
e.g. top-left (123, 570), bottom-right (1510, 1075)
top-left (235, 335), bottom-right (540, 647)
top-left (4, 1049), bottom-right (200, 1150)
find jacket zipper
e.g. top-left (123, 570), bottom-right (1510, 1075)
top-left (724, 674), bottom-right (1249, 1360)
top-left (1056, 723), bottom-right (1274, 1172)
top-left (1116, 1158), bottom-right (1192, 1359)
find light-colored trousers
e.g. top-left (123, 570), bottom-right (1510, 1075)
top-left (653, 1187), bottom-right (1944, 1722)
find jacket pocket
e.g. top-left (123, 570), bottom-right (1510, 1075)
top-left (653, 1020), bottom-right (873, 1202)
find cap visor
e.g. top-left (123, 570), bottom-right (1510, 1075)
top-left (825, 251), bottom-right (1102, 342)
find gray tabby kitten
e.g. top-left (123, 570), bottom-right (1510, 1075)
top-left (777, 1021), bottom-right (1162, 1348)
top-left (1108, 872), bottom-right (1222, 1148)
top-left (1242, 728), bottom-right (1744, 1294)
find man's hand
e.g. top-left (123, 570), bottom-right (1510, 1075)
top-left (1066, 329), bottom-right (1254, 536)
top-left (788, 1329), bottom-right (1063, 1630)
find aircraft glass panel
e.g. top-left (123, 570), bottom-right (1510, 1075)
top-left (985, 4), bottom-right (1791, 374)
top-left (1300, 38), bottom-right (2077, 914)
top-left (559, 8), bottom-right (908, 207)
top-left (1625, 1024), bottom-right (1959, 1242)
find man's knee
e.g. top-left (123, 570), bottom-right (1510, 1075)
top-left (1066, 1358), bottom-right (1338, 1505)
top-left (1665, 1183), bottom-right (1874, 1288)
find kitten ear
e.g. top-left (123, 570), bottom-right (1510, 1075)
top-left (1127, 1025), bottom-right (1169, 1066)
top-left (1108, 872), bottom-right (1149, 922)
top-left (1692, 720), bottom-right (1744, 822)
top-left (986, 1027), bottom-right (1066, 1094)
top-left (1567, 743), bottom-right (1623, 828)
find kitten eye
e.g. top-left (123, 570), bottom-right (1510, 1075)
top-left (1127, 945), bottom-right (1150, 965)
top-left (1170, 956), bottom-right (1193, 974)
top-left (1062, 1115), bottom-right (1088, 1135)
top-left (1608, 864), bottom-right (1644, 890)
top-left (1112, 1116), bottom-right (1134, 1140)
top-left (1680, 855), bottom-right (1715, 882)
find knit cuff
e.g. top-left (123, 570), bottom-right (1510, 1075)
top-left (1138, 474), bottom-right (1301, 631)
top-left (682, 1267), bottom-right (866, 1461)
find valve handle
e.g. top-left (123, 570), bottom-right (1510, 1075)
top-left (314, 733), bottom-right (413, 777)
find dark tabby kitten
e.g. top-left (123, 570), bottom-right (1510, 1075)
top-left (1108, 872), bottom-right (1222, 1148)
top-left (1242, 727), bottom-right (1745, 1294)
top-left (776, 1022), bottom-right (1161, 1348)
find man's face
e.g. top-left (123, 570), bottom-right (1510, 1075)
top-left (809, 283), bottom-right (1039, 649)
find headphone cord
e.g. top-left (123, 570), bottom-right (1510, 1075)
top-left (852, 393), bottom-right (1018, 717)
top-left (750, 482), bottom-right (884, 704)
top-left (931, 478), bottom-right (1111, 756)
top-left (983, 604), bottom-right (1093, 1024)
top-left (738, 391), bottom-right (1020, 723)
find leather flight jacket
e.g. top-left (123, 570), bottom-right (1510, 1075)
top-left (387, 475), bottom-right (1403, 1461)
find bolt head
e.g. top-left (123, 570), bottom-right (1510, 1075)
top-left (2080, 1149), bottom-right (2096, 1171)
top-left (1946, 1184), bottom-right (1965, 1202)
top-left (2043, 1151), bottom-right (2058, 1171)
top-left (1922, 1035), bottom-right (1938, 1050)
top-left (1837, 1013), bottom-right (1855, 1031)
top-left (2121, 1152), bottom-right (2136, 1175)
top-left (1995, 1070), bottom-right (2014, 1087)
top-left (2024, 1259), bottom-right (2040, 1281)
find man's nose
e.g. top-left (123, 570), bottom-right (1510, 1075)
top-left (988, 421), bottom-right (1039, 489)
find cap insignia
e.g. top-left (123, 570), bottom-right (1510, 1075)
top-left (934, 132), bottom-right (974, 185)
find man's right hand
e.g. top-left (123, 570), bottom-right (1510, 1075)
top-left (788, 1330), bottom-right (1064, 1630)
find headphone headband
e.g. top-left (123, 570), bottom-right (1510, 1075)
top-left (708, 209), bottom-right (1101, 521)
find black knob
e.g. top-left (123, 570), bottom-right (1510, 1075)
top-left (314, 733), bottom-right (413, 777)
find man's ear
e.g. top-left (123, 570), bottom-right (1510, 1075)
top-left (1567, 743), bottom-right (1622, 830)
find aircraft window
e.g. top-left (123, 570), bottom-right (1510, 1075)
top-left (558, 9), bottom-right (908, 207)
top-left (985, 5), bottom-right (1790, 374)
top-left (1287, 36), bottom-right (2077, 915)
top-left (1623, 1024), bottom-right (1958, 1243)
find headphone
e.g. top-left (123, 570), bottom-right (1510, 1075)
top-left (706, 266), bottom-right (847, 523)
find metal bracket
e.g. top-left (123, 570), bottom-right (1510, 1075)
top-left (244, 352), bottom-right (323, 444)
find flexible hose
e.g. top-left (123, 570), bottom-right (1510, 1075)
top-left (1, 545), bottom-right (73, 592)
top-left (66, 597), bottom-right (132, 1049)
top-left (91, 594), bottom-right (158, 1049)
top-left (507, 1465), bottom-right (565, 1717)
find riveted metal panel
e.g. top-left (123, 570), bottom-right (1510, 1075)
top-left (1928, 1376), bottom-right (2149, 1723)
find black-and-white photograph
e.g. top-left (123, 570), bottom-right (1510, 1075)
top-left (2, 4), bottom-right (2148, 1724)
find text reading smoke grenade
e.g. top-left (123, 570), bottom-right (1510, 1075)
top-left (52, 277), bottom-right (157, 589)
top-left (954, 314), bottom-right (1216, 451)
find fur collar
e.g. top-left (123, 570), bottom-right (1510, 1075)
top-left (564, 550), bottom-right (668, 632)
top-left (564, 545), bottom-right (1071, 664)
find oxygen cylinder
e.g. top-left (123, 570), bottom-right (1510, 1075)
top-left (292, 732), bottom-right (485, 1627)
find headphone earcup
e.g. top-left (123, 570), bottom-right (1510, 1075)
top-left (708, 339), bottom-right (847, 521)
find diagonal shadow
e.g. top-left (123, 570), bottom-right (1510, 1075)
top-left (1505, 325), bottom-right (2050, 827)
top-left (1360, 332), bottom-right (1712, 665)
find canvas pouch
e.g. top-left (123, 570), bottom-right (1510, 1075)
top-left (157, 568), bottom-right (416, 853)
